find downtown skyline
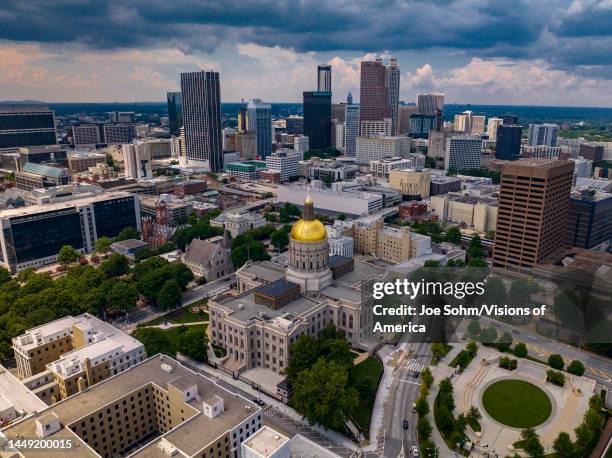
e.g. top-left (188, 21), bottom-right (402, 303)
top-left (0, 0), bottom-right (611, 106)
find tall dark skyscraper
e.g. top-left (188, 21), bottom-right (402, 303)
top-left (303, 91), bottom-right (331, 150)
top-left (501, 114), bottom-right (519, 125)
top-left (180, 71), bottom-right (223, 172)
top-left (317, 64), bottom-right (332, 92)
top-left (496, 125), bottom-right (522, 160)
top-left (0, 106), bottom-right (57, 150)
top-left (359, 59), bottom-right (388, 125)
top-left (167, 92), bottom-right (183, 136)
top-left (565, 189), bottom-right (612, 250)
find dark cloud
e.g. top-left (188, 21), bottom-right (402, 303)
top-left (0, 0), bottom-right (610, 71)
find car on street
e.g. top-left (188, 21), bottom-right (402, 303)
top-left (411, 445), bottom-right (419, 456)
top-left (252, 399), bottom-right (265, 406)
top-left (402, 420), bottom-right (409, 430)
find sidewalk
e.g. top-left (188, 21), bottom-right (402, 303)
top-left (426, 383), bottom-right (455, 456)
top-left (362, 345), bottom-right (395, 453)
top-left (176, 354), bottom-right (361, 454)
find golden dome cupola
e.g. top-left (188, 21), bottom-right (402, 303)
top-left (289, 195), bottom-right (327, 242)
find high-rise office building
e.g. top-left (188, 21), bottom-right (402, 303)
top-left (347, 92), bottom-right (353, 104)
top-left (493, 159), bottom-right (574, 268)
top-left (386, 58), bottom-right (400, 135)
top-left (398, 105), bottom-right (419, 135)
top-left (487, 117), bottom-right (503, 141)
top-left (565, 188), bottom-right (612, 250)
top-left (166, 92), bottom-right (183, 136)
top-left (72, 124), bottom-right (103, 146)
top-left (286, 115), bottom-right (303, 135)
top-left (578, 142), bottom-right (605, 162)
top-left (496, 125), bottom-right (522, 160)
top-left (361, 118), bottom-right (392, 137)
top-left (0, 106), bottom-right (57, 151)
top-left (453, 111), bottom-right (472, 132)
top-left (180, 70), bottom-right (223, 171)
top-left (409, 114), bottom-right (436, 139)
top-left (123, 141), bottom-right (153, 180)
top-left (317, 64), bottom-right (332, 92)
top-left (103, 123), bottom-right (136, 144)
top-left (332, 103), bottom-right (346, 123)
top-left (528, 123), bottom-right (558, 146)
top-left (0, 192), bottom-right (140, 272)
top-left (445, 135), bottom-right (482, 171)
top-left (303, 91), bottom-right (331, 150)
top-left (247, 98), bottom-right (272, 159)
top-left (501, 114), bottom-right (519, 125)
top-left (334, 122), bottom-right (345, 151)
top-left (344, 104), bottom-right (360, 156)
top-left (107, 111), bottom-right (135, 123)
top-left (360, 59), bottom-right (388, 126)
top-left (417, 93), bottom-right (444, 116)
top-left (470, 115), bottom-right (486, 135)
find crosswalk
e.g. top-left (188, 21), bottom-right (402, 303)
top-left (399, 358), bottom-right (426, 374)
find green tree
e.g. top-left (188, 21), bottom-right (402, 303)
top-left (479, 326), bottom-right (497, 344)
top-left (94, 236), bottom-right (113, 255)
top-left (514, 342), bottom-right (528, 358)
top-left (230, 241), bottom-right (270, 269)
top-left (445, 226), bottom-right (462, 244)
top-left (421, 367), bottom-right (433, 388)
top-left (415, 396), bottom-right (429, 417)
top-left (279, 203), bottom-right (301, 223)
top-left (114, 226), bottom-right (139, 242)
top-left (157, 279), bottom-right (182, 310)
top-left (423, 260), bottom-right (441, 267)
top-left (417, 416), bottom-right (433, 441)
top-left (431, 342), bottom-right (448, 360)
top-left (284, 334), bottom-right (321, 382)
top-left (567, 360), bottom-right (585, 376)
top-left (467, 319), bottom-right (481, 336)
top-left (0, 267), bottom-right (11, 285)
top-left (467, 257), bottom-right (488, 267)
top-left (548, 353), bottom-right (565, 370)
top-left (105, 281), bottom-right (138, 315)
top-left (466, 406), bottom-right (482, 423)
top-left (337, 213), bottom-right (347, 221)
top-left (100, 253), bottom-right (129, 277)
top-left (466, 340), bottom-right (478, 355)
top-left (58, 245), bottom-right (80, 266)
top-left (552, 432), bottom-right (575, 457)
top-left (497, 332), bottom-right (513, 352)
top-left (270, 229), bottom-right (289, 252)
top-left (467, 234), bottom-right (485, 259)
top-left (176, 325), bottom-right (208, 362)
top-left (132, 328), bottom-right (175, 357)
top-left (521, 428), bottom-right (545, 458)
top-left (292, 359), bottom-right (358, 430)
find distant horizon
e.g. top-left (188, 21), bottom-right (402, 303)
top-left (3, 100), bottom-right (612, 110)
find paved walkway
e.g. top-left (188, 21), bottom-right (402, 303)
top-left (147, 320), bottom-right (209, 330)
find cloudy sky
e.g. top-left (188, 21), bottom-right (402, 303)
top-left (1, 0), bottom-right (612, 106)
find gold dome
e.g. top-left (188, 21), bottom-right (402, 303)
top-left (290, 218), bottom-right (327, 242)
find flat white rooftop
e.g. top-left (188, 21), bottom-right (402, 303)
top-left (0, 364), bottom-right (46, 414)
top-left (242, 425), bottom-right (289, 456)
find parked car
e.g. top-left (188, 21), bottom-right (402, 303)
top-left (402, 420), bottom-right (409, 430)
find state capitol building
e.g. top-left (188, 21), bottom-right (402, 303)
top-left (207, 197), bottom-right (384, 396)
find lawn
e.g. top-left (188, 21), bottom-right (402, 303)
top-left (482, 380), bottom-right (552, 428)
top-left (348, 356), bottom-right (384, 435)
top-left (143, 305), bottom-right (209, 326)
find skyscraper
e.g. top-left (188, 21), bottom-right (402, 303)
top-left (123, 141), bottom-right (153, 180)
top-left (445, 135), bottom-right (482, 171)
top-left (386, 58), bottom-right (400, 135)
top-left (493, 159), bottom-right (574, 268)
top-left (528, 123), bottom-right (558, 146)
top-left (360, 59), bottom-right (388, 127)
top-left (347, 92), bottom-right (353, 105)
top-left (317, 64), bottom-right (332, 92)
top-left (344, 104), bottom-right (360, 157)
top-left (501, 114), bottom-right (519, 125)
top-left (303, 91), bottom-right (331, 150)
top-left (247, 99), bottom-right (272, 159)
top-left (417, 93), bottom-right (445, 116)
top-left (487, 117), bottom-right (503, 141)
top-left (565, 188), bottom-right (612, 250)
top-left (496, 125), bottom-right (522, 160)
top-left (180, 70), bottom-right (223, 171)
top-left (166, 92), bottom-right (183, 136)
top-left (0, 106), bottom-right (57, 150)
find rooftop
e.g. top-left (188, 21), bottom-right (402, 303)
top-left (20, 162), bottom-right (69, 178)
top-left (242, 425), bottom-right (289, 456)
top-left (0, 191), bottom-right (134, 219)
top-left (0, 364), bottom-right (47, 416)
top-left (2, 355), bottom-right (261, 458)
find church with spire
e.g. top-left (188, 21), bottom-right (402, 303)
top-left (207, 196), bottom-right (385, 393)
